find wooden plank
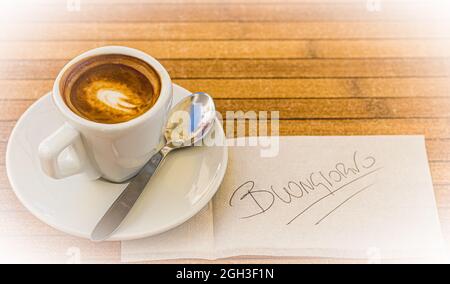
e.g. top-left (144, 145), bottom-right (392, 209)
top-left (2, 2), bottom-right (449, 22)
top-left (1, 138), bottom-right (449, 168)
top-left (0, 232), bottom-right (430, 263)
top-left (2, 78), bottom-right (450, 100)
top-left (138, 256), bottom-right (438, 264)
top-left (1, 118), bottom-right (450, 144)
top-left (436, 184), bottom-right (450, 208)
top-left (0, 165), bottom-right (11, 189)
top-left (0, 211), bottom-right (76, 236)
top-left (426, 139), bottom-right (450, 162)
top-left (215, 98), bottom-right (450, 119)
top-left (0, 190), bottom-right (25, 211)
top-left (1, 58), bottom-right (449, 80)
top-left (312, 39), bottom-right (450, 58)
top-left (2, 40), bottom-right (450, 60)
top-left (431, 162), bottom-right (450, 185)
top-left (16, 0), bottom-right (428, 4)
top-left (273, 118), bottom-right (450, 138)
top-left (0, 234), bottom-right (120, 263)
top-left (1, 22), bottom-right (448, 41)
top-left (1, 98), bottom-right (450, 121)
top-left (0, 121), bottom-right (15, 143)
top-left (0, 143), bottom-right (5, 165)
top-left (178, 78), bottom-right (450, 99)
top-left (158, 58), bottom-right (450, 79)
top-left (0, 80), bottom-right (53, 100)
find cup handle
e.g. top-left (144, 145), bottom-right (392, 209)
top-left (38, 123), bottom-right (100, 180)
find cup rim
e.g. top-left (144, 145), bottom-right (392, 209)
top-left (52, 46), bottom-right (172, 132)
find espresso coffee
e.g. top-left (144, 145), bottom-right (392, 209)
top-left (61, 54), bottom-right (161, 124)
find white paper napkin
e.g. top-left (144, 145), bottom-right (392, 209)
top-left (122, 136), bottom-right (447, 262)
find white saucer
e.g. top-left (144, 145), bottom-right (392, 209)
top-left (6, 84), bottom-right (228, 241)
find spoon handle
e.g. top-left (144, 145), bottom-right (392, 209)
top-left (90, 150), bottom-right (166, 241)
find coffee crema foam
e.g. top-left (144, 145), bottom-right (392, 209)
top-left (61, 54), bottom-right (161, 124)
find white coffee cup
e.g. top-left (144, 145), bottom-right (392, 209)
top-left (38, 46), bottom-right (173, 183)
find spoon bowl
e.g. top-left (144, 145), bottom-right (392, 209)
top-left (164, 92), bottom-right (216, 149)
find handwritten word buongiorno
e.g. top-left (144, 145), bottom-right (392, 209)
top-left (229, 151), bottom-right (382, 224)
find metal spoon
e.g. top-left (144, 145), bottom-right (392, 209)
top-left (90, 92), bottom-right (216, 241)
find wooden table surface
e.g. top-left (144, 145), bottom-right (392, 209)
top-left (1, 0), bottom-right (450, 263)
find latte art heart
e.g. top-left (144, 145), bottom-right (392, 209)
top-left (96, 89), bottom-right (137, 113)
top-left (80, 79), bottom-right (145, 116)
